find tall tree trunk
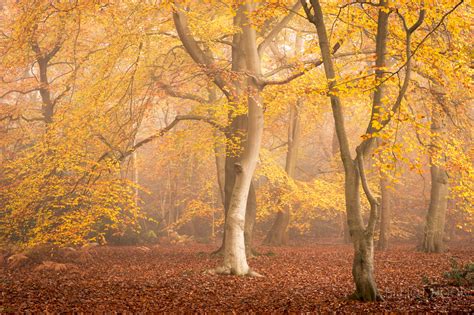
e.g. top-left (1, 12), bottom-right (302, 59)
top-left (209, 88), bottom-right (226, 205)
top-left (264, 99), bottom-right (301, 245)
top-left (377, 176), bottom-right (391, 250)
top-left (302, 0), bottom-right (390, 301)
top-left (335, 128), bottom-right (351, 244)
top-left (423, 92), bottom-right (449, 253)
top-left (423, 163), bottom-right (448, 252)
top-left (221, 2), bottom-right (264, 275)
top-left (344, 164), bottom-right (379, 301)
top-left (213, 115), bottom-right (257, 256)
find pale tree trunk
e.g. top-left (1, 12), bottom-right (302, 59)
top-left (423, 104), bottom-right (448, 253)
top-left (377, 176), bottom-right (391, 250)
top-left (214, 115), bottom-right (257, 256)
top-left (264, 99), bottom-right (301, 245)
top-left (244, 181), bottom-right (257, 257)
top-left (221, 2), bottom-right (264, 275)
top-left (174, 0), bottom-right (298, 275)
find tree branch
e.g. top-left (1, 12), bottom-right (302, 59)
top-left (260, 41), bottom-right (343, 87)
top-left (98, 115), bottom-right (227, 162)
top-left (156, 82), bottom-right (208, 103)
top-left (258, 1), bottom-right (302, 56)
top-left (172, 6), bottom-right (232, 98)
top-left (355, 146), bottom-right (379, 237)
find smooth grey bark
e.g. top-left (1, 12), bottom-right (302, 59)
top-left (303, 0), bottom-right (426, 300)
top-left (174, 1), bottom-right (301, 275)
top-left (174, 1), bottom-right (269, 275)
top-left (213, 115), bottom-right (257, 257)
top-left (220, 2), bottom-right (264, 275)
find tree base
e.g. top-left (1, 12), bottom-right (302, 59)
top-left (347, 291), bottom-right (384, 302)
top-left (210, 247), bottom-right (259, 258)
top-left (206, 266), bottom-right (263, 277)
top-left (210, 247), bottom-right (224, 257)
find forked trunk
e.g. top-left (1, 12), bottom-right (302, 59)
top-left (223, 168), bottom-right (252, 275)
top-left (220, 1), bottom-right (264, 275)
top-left (214, 115), bottom-right (256, 256)
top-left (346, 166), bottom-right (380, 301)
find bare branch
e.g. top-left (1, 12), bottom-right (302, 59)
top-left (258, 1), bottom-right (302, 56)
top-left (172, 7), bottom-right (232, 98)
top-left (260, 41), bottom-right (342, 87)
top-left (156, 82), bottom-right (208, 103)
top-left (98, 114), bottom-right (227, 163)
top-left (0, 88), bottom-right (41, 99)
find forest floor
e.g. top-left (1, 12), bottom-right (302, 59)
top-left (1, 241), bottom-right (473, 313)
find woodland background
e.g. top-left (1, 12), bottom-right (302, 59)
top-left (0, 0), bottom-right (472, 311)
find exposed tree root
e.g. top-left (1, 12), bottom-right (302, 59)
top-left (205, 266), bottom-right (263, 277)
top-left (210, 247), bottom-right (224, 257)
top-left (347, 291), bottom-right (384, 302)
top-left (211, 246), bottom-right (259, 259)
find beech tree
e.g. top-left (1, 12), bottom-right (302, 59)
top-left (298, 0), bottom-right (467, 301)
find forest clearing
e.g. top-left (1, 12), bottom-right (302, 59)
top-left (0, 0), bottom-right (472, 312)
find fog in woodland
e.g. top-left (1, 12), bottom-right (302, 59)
top-left (0, 0), bottom-right (472, 312)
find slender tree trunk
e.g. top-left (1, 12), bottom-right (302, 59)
top-left (423, 93), bottom-right (449, 253)
top-left (264, 99), bottom-right (300, 245)
top-left (214, 138), bottom-right (226, 203)
top-left (343, 217), bottom-right (351, 243)
top-left (209, 88), bottom-right (226, 205)
top-left (333, 123), bottom-right (351, 244)
top-left (302, 0), bottom-right (387, 300)
top-left (378, 176), bottom-right (391, 250)
top-left (423, 164), bottom-right (448, 252)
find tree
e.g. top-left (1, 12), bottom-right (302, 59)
top-left (172, 1), bottom-right (307, 274)
top-left (301, 0), bottom-right (428, 301)
top-left (264, 99), bottom-right (301, 245)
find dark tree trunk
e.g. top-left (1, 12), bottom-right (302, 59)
top-left (423, 164), bottom-right (448, 253)
top-left (264, 208), bottom-right (290, 245)
top-left (345, 165), bottom-right (380, 301)
top-left (377, 177), bottom-right (391, 250)
top-left (423, 94), bottom-right (449, 253)
top-left (264, 100), bottom-right (300, 246)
